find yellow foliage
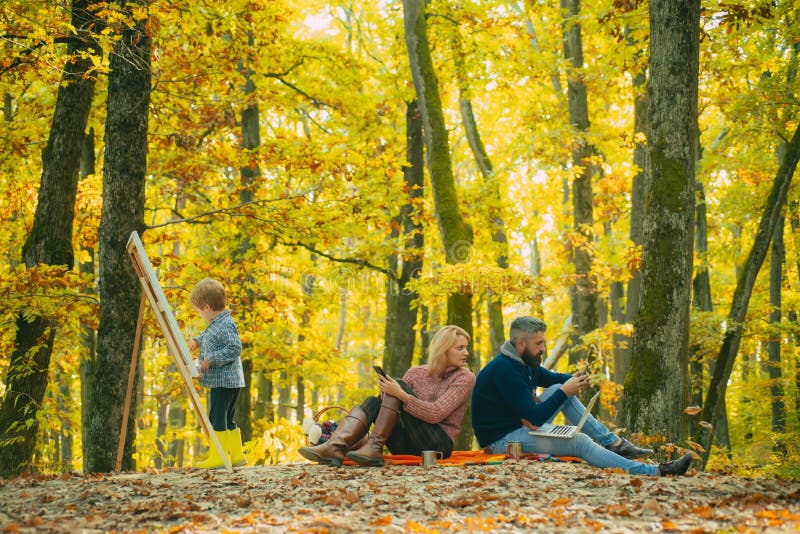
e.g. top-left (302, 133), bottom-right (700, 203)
top-left (1, 0), bottom-right (799, 479)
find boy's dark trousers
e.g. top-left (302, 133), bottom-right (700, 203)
top-left (209, 387), bottom-right (240, 431)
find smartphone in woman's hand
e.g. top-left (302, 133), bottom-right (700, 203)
top-left (373, 365), bottom-right (388, 378)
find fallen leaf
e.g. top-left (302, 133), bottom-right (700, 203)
top-left (234, 494), bottom-right (251, 508)
top-left (583, 518), bottom-right (604, 531)
top-left (601, 503), bottom-right (631, 516)
top-left (692, 505), bottom-right (714, 519)
top-left (686, 440), bottom-right (706, 452)
top-left (369, 515), bottom-right (393, 526)
top-left (684, 406), bottom-right (702, 416)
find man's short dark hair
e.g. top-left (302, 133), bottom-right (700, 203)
top-left (509, 317), bottom-right (547, 343)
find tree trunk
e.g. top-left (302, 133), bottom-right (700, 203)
top-left (528, 238), bottom-right (544, 317)
top-left (691, 181), bottom-right (712, 311)
top-left (84, 5), bottom-right (151, 472)
top-left (237, 358), bottom-right (253, 442)
top-left (619, 29), bottom-right (648, 388)
top-left (473, 296), bottom-right (483, 369)
top-left (384, 100), bottom-right (424, 377)
top-left (461, 96), bottom-right (506, 356)
top-left (403, 0), bottom-right (475, 449)
top-left (0, 0), bottom-right (99, 478)
top-left (792, 203), bottom-right (800, 281)
top-left (696, 123), bottom-right (800, 465)
top-left (295, 375), bottom-right (305, 424)
top-left (154, 398), bottom-right (169, 469)
top-left (58, 380), bottom-right (73, 471)
top-left (166, 386), bottom-right (186, 467)
top-left (384, 233), bottom-right (400, 373)
top-left (295, 266), bottom-right (316, 422)
top-left (233, 28), bottom-right (260, 444)
top-left (278, 371), bottom-right (290, 420)
top-left (543, 315), bottom-right (572, 370)
top-left (622, 0), bottom-right (700, 442)
top-left (768, 213), bottom-right (786, 433)
top-left (690, 177), bottom-right (714, 435)
top-left (79, 126), bottom-right (97, 456)
top-left (790, 311), bottom-right (800, 417)
top-left (609, 281), bottom-right (626, 383)
top-left (336, 287), bottom-right (347, 353)
top-left (419, 305), bottom-right (433, 363)
top-left (790, 203), bottom-right (800, 416)
top-left (452, 31), bottom-right (507, 355)
top-left (255, 371), bottom-right (274, 423)
top-left (691, 179), bottom-right (731, 448)
top-left (515, 2), bottom-right (563, 94)
top-left (562, 0), bottom-right (598, 369)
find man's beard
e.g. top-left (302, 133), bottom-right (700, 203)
top-left (521, 347), bottom-right (542, 368)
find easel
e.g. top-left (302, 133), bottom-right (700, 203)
top-left (116, 231), bottom-right (231, 472)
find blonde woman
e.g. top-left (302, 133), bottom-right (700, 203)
top-left (299, 325), bottom-right (476, 467)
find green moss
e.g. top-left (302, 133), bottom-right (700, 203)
top-left (650, 149), bottom-right (691, 212)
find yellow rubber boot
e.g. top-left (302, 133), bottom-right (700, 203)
top-left (196, 430), bottom-right (229, 469)
top-left (228, 428), bottom-right (248, 467)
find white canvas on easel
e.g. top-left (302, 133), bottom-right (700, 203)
top-left (121, 230), bottom-right (231, 472)
top-left (127, 231), bottom-right (198, 379)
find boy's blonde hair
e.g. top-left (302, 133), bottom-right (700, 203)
top-left (190, 278), bottom-right (226, 311)
top-left (426, 325), bottom-right (470, 379)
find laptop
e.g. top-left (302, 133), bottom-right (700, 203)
top-left (528, 390), bottom-right (601, 439)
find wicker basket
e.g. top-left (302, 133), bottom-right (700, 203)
top-left (306, 406), bottom-right (347, 445)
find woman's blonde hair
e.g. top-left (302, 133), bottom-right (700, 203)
top-left (426, 325), bottom-right (470, 379)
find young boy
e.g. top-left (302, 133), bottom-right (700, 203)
top-left (188, 278), bottom-right (247, 468)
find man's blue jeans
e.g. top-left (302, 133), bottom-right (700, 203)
top-left (487, 384), bottom-right (659, 476)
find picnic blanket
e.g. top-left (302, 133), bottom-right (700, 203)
top-left (342, 450), bottom-right (582, 466)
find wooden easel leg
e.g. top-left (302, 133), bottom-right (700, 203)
top-left (116, 293), bottom-right (146, 472)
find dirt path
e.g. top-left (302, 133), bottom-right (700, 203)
top-left (1, 461), bottom-right (798, 532)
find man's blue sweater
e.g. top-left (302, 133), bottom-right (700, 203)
top-left (471, 350), bottom-right (572, 447)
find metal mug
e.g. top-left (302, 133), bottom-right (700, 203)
top-left (421, 450), bottom-right (443, 467)
top-left (505, 441), bottom-right (523, 459)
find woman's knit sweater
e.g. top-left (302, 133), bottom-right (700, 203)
top-left (401, 365), bottom-right (476, 442)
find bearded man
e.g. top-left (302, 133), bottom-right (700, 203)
top-left (470, 316), bottom-right (693, 477)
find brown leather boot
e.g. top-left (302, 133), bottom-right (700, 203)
top-left (298, 407), bottom-right (368, 467)
top-left (346, 395), bottom-right (402, 467)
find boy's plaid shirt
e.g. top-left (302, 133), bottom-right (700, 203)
top-left (195, 310), bottom-right (245, 389)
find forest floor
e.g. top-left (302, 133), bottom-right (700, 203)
top-left (0, 459), bottom-right (799, 533)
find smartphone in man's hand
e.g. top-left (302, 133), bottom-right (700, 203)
top-left (373, 365), bottom-right (388, 378)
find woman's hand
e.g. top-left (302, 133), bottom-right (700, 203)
top-left (377, 375), bottom-right (411, 403)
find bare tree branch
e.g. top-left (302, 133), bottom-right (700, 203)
top-left (146, 193), bottom-right (396, 280)
top-left (145, 194), bottom-right (309, 229)
top-left (264, 73), bottom-right (335, 109)
top-left (281, 240), bottom-right (397, 281)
